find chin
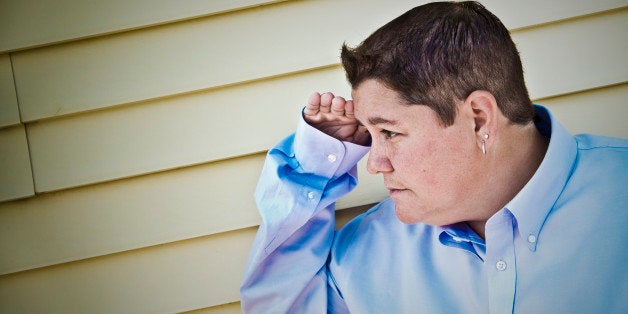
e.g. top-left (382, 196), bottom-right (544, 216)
top-left (394, 203), bottom-right (452, 226)
top-left (394, 206), bottom-right (425, 225)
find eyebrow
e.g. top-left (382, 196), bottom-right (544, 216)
top-left (367, 117), bottom-right (399, 126)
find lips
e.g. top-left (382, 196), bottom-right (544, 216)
top-left (386, 187), bottom-right (407, 195)
top-left (385, 178), bottom-right (407, 195)
top-left (385, 180), bottom-right (404, 191)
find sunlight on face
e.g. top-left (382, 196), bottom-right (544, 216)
top-left (352, 79), bottom-right (486, 226)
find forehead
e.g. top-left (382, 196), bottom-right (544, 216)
top-left (351, 79), bottom-right (411, 125)
top-left (352, 79), bottom-right (403, 104)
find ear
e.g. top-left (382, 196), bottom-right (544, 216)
top-left (464, 90), bottom-right (499, 152)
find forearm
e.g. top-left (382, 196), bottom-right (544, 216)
top-left (240, 114), bottom-right (368, 312)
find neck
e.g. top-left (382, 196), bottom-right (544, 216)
top-left (468, 122), bottom-right (549, 239)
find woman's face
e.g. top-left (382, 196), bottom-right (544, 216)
top-left (353, 79), bottom-right (487, 226)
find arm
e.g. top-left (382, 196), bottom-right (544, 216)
top-left (240, 93), bottom-right (369, 313)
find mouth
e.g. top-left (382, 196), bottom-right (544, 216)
top-left (386, 188), bottom-right (408, 195)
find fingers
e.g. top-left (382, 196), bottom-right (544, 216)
top-left (319, 92), bottom-right (333, 113)
top-left (303, 92), bottom-right (352, 119)
top-left (303, 92), bottom-right (321, 117)
top-left (344, 100), bottom-right (354, 118)
top-left (331, 96), bottom-right (346, 116)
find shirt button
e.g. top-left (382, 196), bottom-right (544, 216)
top-left (307, 191), bottom-right (315, 200)
top-left (496, 260), bottom-right (507, 271)
top-left (527, 234), bottom-right (537, 243)
top-left (327, 154), bottom-right (337, 163)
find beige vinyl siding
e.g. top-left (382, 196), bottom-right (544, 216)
top-left (184, 302), bottom-right (243, 314)
top-left (0, 55), bottom-right (20, 127)
top-left (541, 84), bottom-right (628, 137)
top-left (0, 125), bottom-right (34, 201)
top-left (519, 9), bottom-right (628, 99)
top-left (0, 228), bottom-right (257, 313)
top-left (0, 1), bottom-right (626, 313)
top-left (25, 66), bottom-right (350, 192)
top-left (0, 0), bottom-right (288, 53)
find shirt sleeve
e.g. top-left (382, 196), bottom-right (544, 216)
top-left (240, 111), bottom-right (370, 313)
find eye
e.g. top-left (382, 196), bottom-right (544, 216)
top-left (381, 130), bottom-right (399, 139)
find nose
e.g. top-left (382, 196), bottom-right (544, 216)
top-left (366, 143), bottom-right (393, 174)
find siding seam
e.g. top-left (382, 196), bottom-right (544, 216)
top-left (9, 53), bottom-right (37, 195)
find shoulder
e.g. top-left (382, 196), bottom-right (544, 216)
top-left (572, 134), bottom-right (628, 174)
top-left (575, 133), bottom-right (628, 152)
top-left (558, 134), bottom-right (628, 212)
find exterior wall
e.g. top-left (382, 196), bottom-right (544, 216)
top-left (0, 1), bottom-right (626, 312)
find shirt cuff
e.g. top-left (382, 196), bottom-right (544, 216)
top-left (294, 110), bottom-right (370, 179)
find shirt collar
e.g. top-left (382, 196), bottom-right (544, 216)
top-left (504, 105), bottom-right (578, 251)
top-left (439, 222), bottom-right (486, 260)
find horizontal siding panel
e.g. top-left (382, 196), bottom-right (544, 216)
top-left (26, 66), bottom-right (350, 192)
top-left (0, 151), bottom-right (384, 275)
top-left (184, 302), bottom-right (242, 314)
top-left (0, 55), bottom-right (20, 127)
top-left (12, 0), bottom-right (420, 122)
top-left (0, 125), bottom-right (34, 202)
top-left (0, 0), bottom-right (287, 53)
top-left (4, 0), bottom-right (622, 53)
top-left (2, 0), bottom-right (625, 54)
top-left (483, 0), bottom-right (628, 30)
top-left (0, 228), bottom-right (256, 313)
top-left (540, 83), bottom-right (628, 138)
top-left (0, 154), bottom-right (263, 275)
top-left (12, 1), bottom-right (625, 123)
top-left (518, 8), bottom-right (628, 100)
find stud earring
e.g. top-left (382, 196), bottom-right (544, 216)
top-left (481, 133), bottom-right (489, 155)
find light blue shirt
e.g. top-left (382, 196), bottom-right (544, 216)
top-left (240, 105), bottom-right (628, 313)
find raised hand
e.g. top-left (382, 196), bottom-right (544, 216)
top-left (303, 92), bottom-right (371, 146)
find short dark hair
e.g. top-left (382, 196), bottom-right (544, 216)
top-left (341, 1), bottom-right (534, 126)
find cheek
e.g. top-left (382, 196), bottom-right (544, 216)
top-left (402, 137), bottom-right (467, 190)
top-left (394, 139), bottom-right (439, 182)
top-left (433, 138), bottom-right (478, 192)
top-left (422, 155), bottom-right (447, 190)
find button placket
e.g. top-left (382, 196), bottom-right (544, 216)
top-left (485, 210), bottom-right (517, 314)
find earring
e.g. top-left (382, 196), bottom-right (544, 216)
top-left (481, 133), bottom-right (489, 155)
